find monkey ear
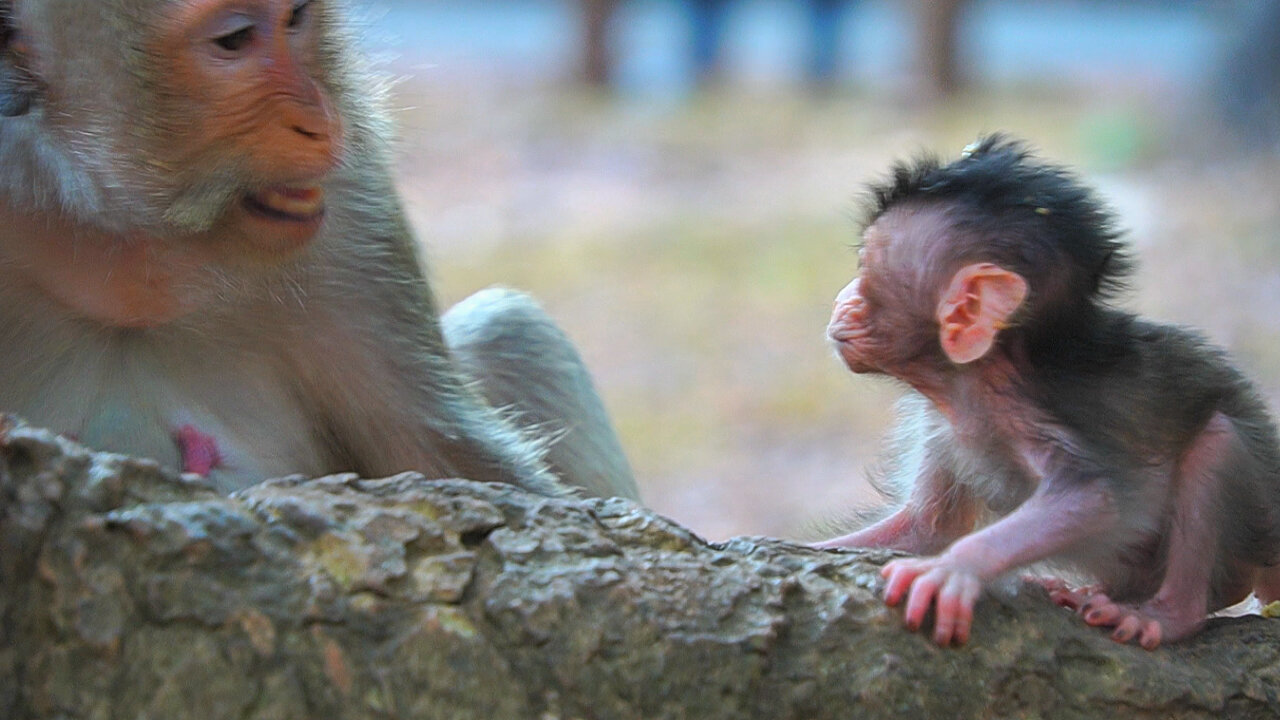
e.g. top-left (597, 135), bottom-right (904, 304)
top-left (936, 263), bottom-right (1029, 364)
top-left (0, 4), bottom-right (34, 117)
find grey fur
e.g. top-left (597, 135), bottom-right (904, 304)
top-left (0, 0), bottom-right (637, 500)
top-left (443, 288), bottom-right (640, 501)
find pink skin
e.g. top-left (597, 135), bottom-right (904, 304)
top-left (174, 424), bottom-right (222, 476)
top-left (876, 484), bottom-right (1115, 647)
top-left (814, 467), bottom-right (979, 556)
top-left (812, 510), bottom-right (936, 553)
top-left (826, 277), bottom-right (876, 373)
top-left (831, 413), bottom-right (1247, 649)
top-left (828, 277), bottom-right (868, 340)
top-left (1024, 577), bottom-right (1166, 647)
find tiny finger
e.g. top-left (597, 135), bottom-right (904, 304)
top-left (1111, 615), bottom-right (1142, 643)
top-left (904, 572), bottom-right (944, 631)
top-left (952, 581), bottom-right (981, 646)
top-left (1079, 592), bottom-right (1107, 614)
top-left (1084, 603), bottom-right (1121, 627)
top-left (882, 566), bottom-right (912, 606)
top-left (932, 613), bottom-right (954, 647)
top-left (1138, 621), bottom-right (1162, 651)
top-left (933, 576), bottom-right (970, 646)
top-left (882, 561), bottom-right (924, 606)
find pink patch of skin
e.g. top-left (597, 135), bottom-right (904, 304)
top-left (827, 277), bottom-right (877, 373)
top-left (875, 482), bottom-right (1115, 647)
top-left (174, 424), bottom-right (222, 476)
top-left (813, 510), bottom-right (923, 551)
top-left (813, 468), bottom-right (979, 556)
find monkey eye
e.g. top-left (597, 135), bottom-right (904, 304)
top-left (213, 24), bottom-right (255, 53)
top-left (288, 0), bottom-right (313, 29)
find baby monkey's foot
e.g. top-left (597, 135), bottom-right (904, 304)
top-left (1026, 579), bottom-right (1202, 649)
top-left (1081, 593), bottom-right (1207, 650)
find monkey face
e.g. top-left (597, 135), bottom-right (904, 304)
top-left (146, 0), bottom-right (342, 257)
top-left (829, 222), bottom-right (900, 374)
top-left (5, 0), bottom-right (344, 262)
top-left (828, 275), bottom-right (879, 373)
top-left (828, 213), bottom-right (962, 378)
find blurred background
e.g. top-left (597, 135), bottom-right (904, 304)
top-left (357, 0), bottom-right (1280, 541)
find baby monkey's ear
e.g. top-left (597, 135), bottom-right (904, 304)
top-left (936, 263), bottom-right (1028, 364)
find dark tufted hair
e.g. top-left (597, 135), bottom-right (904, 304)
top-left (863, 134), bottom-right (1133, 324)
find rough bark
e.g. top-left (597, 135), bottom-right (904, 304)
top-left (1, 418), bottom-right (1279, 720)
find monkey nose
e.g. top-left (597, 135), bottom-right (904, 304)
top-left (292, 124), bottom-right (326, 141)
top-left (828, 293), bottom-right (870, 342)
top-left (832, 288), bottom-right (868, 322)
top-left (827, 316), bottom-right (870, 342)
top-left (286, 109), bottom-right (334, 146)
top-left (282, 92), bottom-right (340, 147)
top-left (835, 277), bottom-right (862, 306)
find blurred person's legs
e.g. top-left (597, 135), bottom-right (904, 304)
top-left (807, 0), bottom-right (845, 86)
top-left (580, 0), bottom-right (619, 86)
top-left (689, 0), bottom-right (730, 85)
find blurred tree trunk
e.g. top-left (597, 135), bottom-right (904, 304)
top-left (916, 0), bottom-right (968, 99)
top-left (3, 418), bottom-right (1280, 719)
top-left (580, 0), bottom-right (618, 87)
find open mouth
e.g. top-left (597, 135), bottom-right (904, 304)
top-left (243, 184), bottom-right (326, 222)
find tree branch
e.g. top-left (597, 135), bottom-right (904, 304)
top-left (2, 418), bottom-right (1277, 719)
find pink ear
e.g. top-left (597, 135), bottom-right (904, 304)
top-left (936, 263), bottom-right (1028, 364)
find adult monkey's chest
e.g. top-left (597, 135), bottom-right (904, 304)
top-left (0, 324), bottom-right (330, 493)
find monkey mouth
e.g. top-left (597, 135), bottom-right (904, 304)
top-left (828, 332), bottom-right (876, 373)
top-left (835, 346), bottom-right (876, 374)
top-left (827, 325), bottom-right (870, 343)
top-left (243, 185), bottom-right (327, 223)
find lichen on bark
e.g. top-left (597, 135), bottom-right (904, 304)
top-left (2, 418), bottom-right (1279, 719)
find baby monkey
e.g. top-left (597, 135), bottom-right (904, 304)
top-left (817, 135), bottom-right (1280, 650)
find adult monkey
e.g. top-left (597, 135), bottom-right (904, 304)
top-left (0, 0), bottom-right (638, 500)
